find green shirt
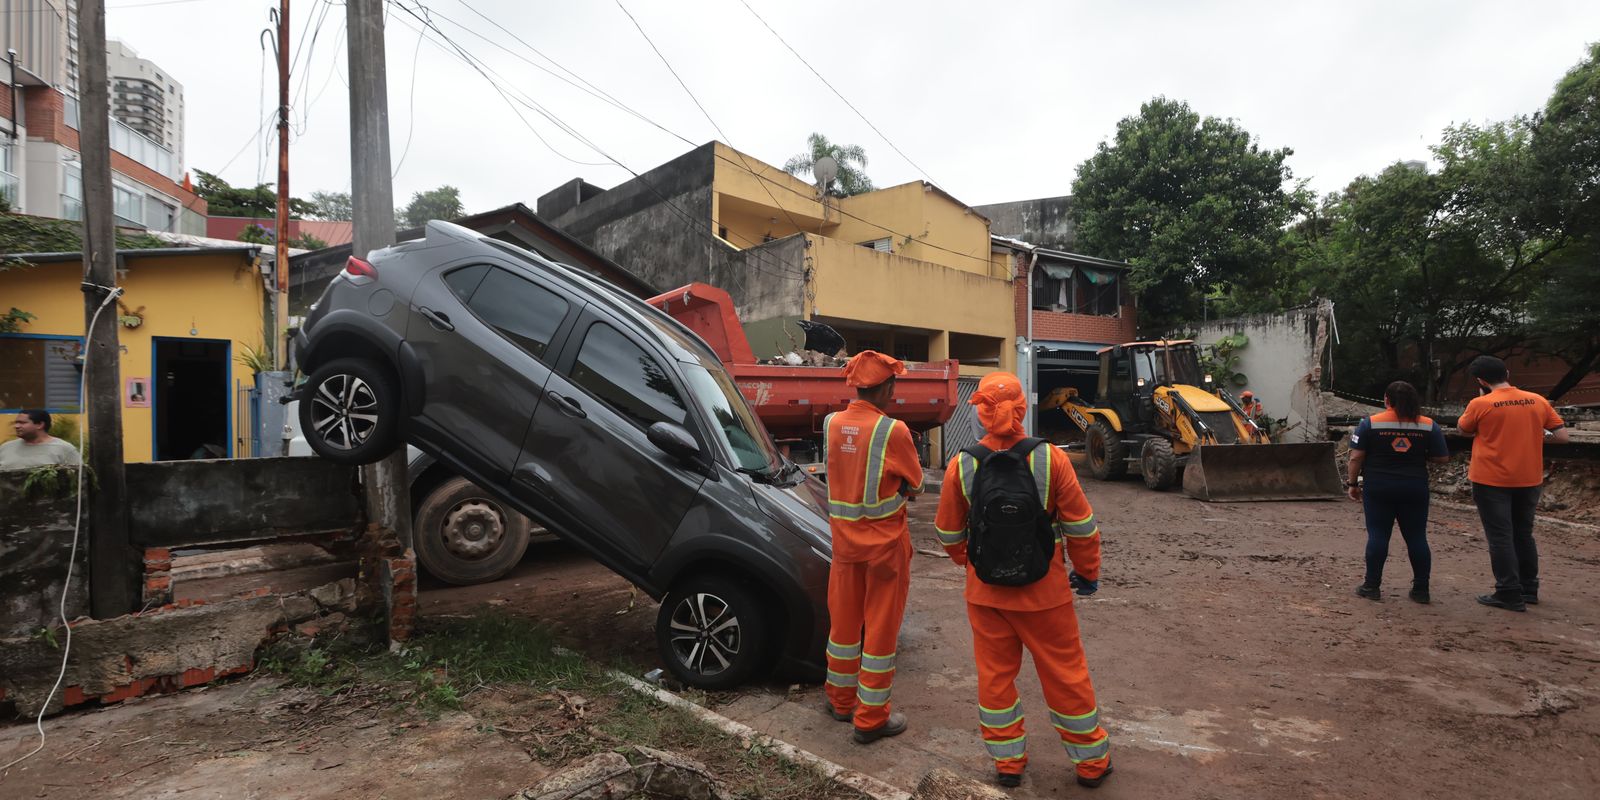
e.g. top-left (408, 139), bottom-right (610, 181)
top-left (0, 437), bottom-right (83, 471)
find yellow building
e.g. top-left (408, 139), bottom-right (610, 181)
top-left (540, 142), bottom-right (1017, 381)
top-left (0, 244), bottom-right (268, 461)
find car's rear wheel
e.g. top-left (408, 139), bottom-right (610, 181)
top-left (299, 358), bottom-right (400, 465)
top-left (414, 476), bottom-right (533, 585)
top-left (656, 575), bottom-right (770, 690)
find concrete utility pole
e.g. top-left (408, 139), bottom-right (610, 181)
top-left (347, 0), bottom-right (411, 547)
top-left (77, 0), bottom-right (138, 617)
top-left (274, 0), bottom-right (291, 367)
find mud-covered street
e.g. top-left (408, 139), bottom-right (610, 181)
top-left (428, 467), bottom-right (1600, 799)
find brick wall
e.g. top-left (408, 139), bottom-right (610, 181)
top-left (1011, 253), bottom-right (1138, 344)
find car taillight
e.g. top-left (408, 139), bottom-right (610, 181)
top-left (342, 256), bottom-right (377, 279)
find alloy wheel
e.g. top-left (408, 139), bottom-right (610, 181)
top-left (309, 373), bottom-right (379, 451)
top-left (667, 592), bottom-right (742, 677)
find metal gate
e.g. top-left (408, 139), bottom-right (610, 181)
top-left (942, 377), bottom-right (983, 460)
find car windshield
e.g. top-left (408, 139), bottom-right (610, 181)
top-left (1133, 345), bottom-right (1204, 387)
top-left (681, 363), bottom-right (782, 474)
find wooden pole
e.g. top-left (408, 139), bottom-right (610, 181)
top-left (347, 0), bottom-right (412, 547)
top-left (274, 0), bottom-right (291, 366)
top-left (77, 0), bottom-right (139, 618)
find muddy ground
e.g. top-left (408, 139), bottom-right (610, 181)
top-left (6, 463), bottom-right (1599, 799)
top-left (428, 465), bottom-right (1600, 799)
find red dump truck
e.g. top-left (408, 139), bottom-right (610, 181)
top-left (646, 282), bottom-right (960, 472)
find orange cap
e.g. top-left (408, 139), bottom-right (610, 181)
top-left (843, 350), bottom-right (906, 389)
top-left (971, 371), bottom-right (1027, 437)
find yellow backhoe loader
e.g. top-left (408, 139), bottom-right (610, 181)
top-left (1044, 340), bottom-right (1340, 502)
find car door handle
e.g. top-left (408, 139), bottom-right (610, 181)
top-left (547, 390), bottom-right (586, 418)
top-left (419, 306), bottom-right (454, 331)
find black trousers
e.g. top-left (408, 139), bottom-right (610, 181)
top-left (1471, 483), bottom-right (1541, 601)
top-left (1362, 477), bottom-right (1431, 588)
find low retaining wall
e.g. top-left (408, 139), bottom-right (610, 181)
top-left (0, 471), bottom-right (89, 639)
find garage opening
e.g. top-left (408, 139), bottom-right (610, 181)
top-left (154, 338), bottom-right (231, 460)
top-left (1034, 343), bottom-right (1103, 445)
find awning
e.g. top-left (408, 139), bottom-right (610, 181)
top-left (1040, 263), bottom-right (1075, 280)
top-left (1081, 266), bottom-right (1117, 285)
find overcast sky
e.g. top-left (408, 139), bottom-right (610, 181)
top-left (105, 0), bottom-right (1600, 213)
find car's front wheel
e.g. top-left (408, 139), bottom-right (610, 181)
top-left (298, 358), bottom-right (400, 465)
top-left (656, 575), bottom-right (771, 690)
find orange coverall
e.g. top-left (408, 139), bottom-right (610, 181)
top-left (934, 434), bottom-right (1111, 781)
top-left (824, 400), bottom-right (923, 732)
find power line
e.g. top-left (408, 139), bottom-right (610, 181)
top-left (736, 0), bottom-right (943, 189)
top-left (392, 4), bottom-right (428, 178)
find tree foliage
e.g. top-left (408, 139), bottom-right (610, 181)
top-left (306, 190), bottom-right (353, 221)
top-left (194, 170), bottom-right (315, 218)
top-left (1069, 98), bottom-right (1304, 332)
top-left (397, 186), bottom-right (465, 229)
top-left (783, 133), bottom-right (874, 197)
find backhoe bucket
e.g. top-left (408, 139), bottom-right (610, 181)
top-left (1182, 442), bottom-right (1342, 502)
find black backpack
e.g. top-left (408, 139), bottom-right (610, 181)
top-left (963, 438), bottom-right (1055, 586)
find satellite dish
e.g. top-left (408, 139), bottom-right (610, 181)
top-left (813, 155), bottom-right (838, 195)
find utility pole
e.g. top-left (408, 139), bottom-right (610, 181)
top-left (77, 0), bottom-right (138, 617)
top-left (274, 0), bottom-right (291, 367)
top-left (347, 0), bottom-right (412, 549)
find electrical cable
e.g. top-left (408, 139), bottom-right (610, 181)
top-left (0, 283), bottom-right (124, 775)
top-left (736, 0), bottom-right (943, 189)
top-left (391, 6), bottom-right (428, 179)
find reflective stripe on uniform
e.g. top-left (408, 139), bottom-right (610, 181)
top-left (979, 701), bottom-right (1023, 729)
top-left (935, 527), bottom-right (967, 545)
top-left (825, 670), bottom-right (858, 688)
top-left (829, 416), bottom-right (907, 520)
top-left (1028, 444), bottom-right (1050, 507)
top-left (1056, 514), bottom-right (1098, 538)
top-left (984, 735), bottom-right (1027, 760)
top-left (1370, 421), bottom-right (1432, 431)
top-left (860, 652), bottom-right (896, 673)
top-left (826, 639), bottom-right (862, 660)
top-left (857, 685), bottom-right (892, 707)
top-left (957, 451), bottom-right (977, 501)
top-left (1049, 707), bottom-right (1100, 734)
top-left (1064, 735), bottom-right (1110, 763)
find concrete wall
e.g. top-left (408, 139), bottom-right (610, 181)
top-left (1196, 303), bottom-right (1332, 443)
top-left (835, 182), bottom-right (996, 277)
top-left (126, 457), bottom-right (362, 548)
top-left (974, 195), bottom-right (1077, 250)
top-left (0, 470), bottom-right (88, 638)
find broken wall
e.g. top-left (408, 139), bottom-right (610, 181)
top-left (1195, 301), bottom-right (1332, 443)
top-left (0, 471), bottom-right (89, 638)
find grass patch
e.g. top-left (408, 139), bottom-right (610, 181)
top-left (258, 611), bottom-right (853, 799)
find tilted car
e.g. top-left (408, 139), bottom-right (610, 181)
top-left (291, 221), bottom-right (832, 689)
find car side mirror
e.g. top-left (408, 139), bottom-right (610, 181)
top-left (648, 422), bottom-right (701, 461)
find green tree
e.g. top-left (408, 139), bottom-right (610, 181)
top-left (237, 223), bottom-right (274, 245)
top-left (306, 190), bottom-right (353, 221)
top-left (286, 232), bottom-right (329, 250)
top-left (397, 185), bottom-right (464, 229)
top-left (782, 133), bottom-right (874, 197)
top-left (1069, 98), bottom-right (1303, 332)
top-left (194, 170), bottom-right (314, 218)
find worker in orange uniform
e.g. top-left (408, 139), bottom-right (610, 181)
top-left (823, 350), bottom-right (924, 743)
top-left (934, 372), bottom-right (1112, 789)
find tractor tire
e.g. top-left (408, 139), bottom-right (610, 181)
top-left (1087, 419), bottom-right (1128, 481)
top-left (1141, 438), bottom-right (1179, 490)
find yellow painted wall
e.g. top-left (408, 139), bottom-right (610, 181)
top-left (0, 253), bottom-right (267, 461)
top-left (715, 202), bottom-right (807, 251)
top-left (834, 182), bottom-right (992, 276)
top-left (709, 143), bottom-right (829, 231)
top-left (806, 234), bottom-right (1014, 374)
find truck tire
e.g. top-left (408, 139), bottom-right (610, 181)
top-left (656, 574), bottom-right (771, 690)
top-left (1087, 419), bottom-right (1128, 480)
top-left (414, 476), bottom-right (532, 585)
top-left (1141, 438), bottom-right (1179, 490)
top-left (298, 358), bottom-right (400, 465)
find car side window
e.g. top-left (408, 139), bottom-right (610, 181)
top-left (443, 264), bottom-right (489, 303)
top-left (569, 322), bottom-right (687, 429)
top-left (465, 267), bottom-right (569, 360)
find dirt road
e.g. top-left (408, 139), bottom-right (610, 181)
top-left (429, 469), bottom-right (1600, 799)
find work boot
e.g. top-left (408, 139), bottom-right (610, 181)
top-left (851, 712), bottom-right (907, 744)
top-left (1355, 584), bottom-right (1381, 601)
top-left (823, 702), bottom-right (853, 722)
top-left (1076, 763), bottom-right (1113, 788)
top-left (1476, 594), bottom-right (1527, 612)
top-left (1409, 586), bottom-right (1430, 604)
top-left (1523, 589), bottom-right (1539, 605)
top-left (995, 772), bottom-right (1023, 788)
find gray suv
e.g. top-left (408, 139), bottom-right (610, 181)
top-left (292, 221), bottom-right (831, 689)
